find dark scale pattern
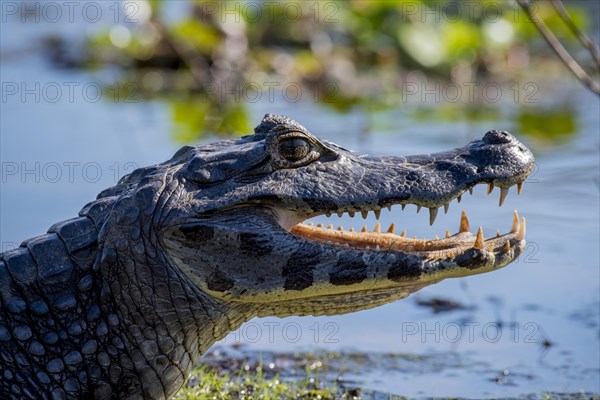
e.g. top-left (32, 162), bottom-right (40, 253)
top-left (282, 249), bottom-right (317, 291)
top-left (0, 222), bottom-right (101, 399)
top-left (329, 257), bottom-right (368, 286)
top-left (1, 115), bottom-right (534, 399)
top-left (239, 233), bottom-right (274, 257)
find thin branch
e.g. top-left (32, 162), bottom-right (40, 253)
top-left (550, 0), bottom-right (600, 68)
top-left (516, 0), bottom-right (599, 95)
top-left (150, 17), bottom-right (209, 87)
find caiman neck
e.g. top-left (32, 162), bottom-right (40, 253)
top-left (96, 227), bottom-right (251, 397)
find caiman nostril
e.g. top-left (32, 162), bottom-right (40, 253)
top-left (483, 130), bottom-right (514, 144)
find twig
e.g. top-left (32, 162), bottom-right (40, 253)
top-left (550, 0), bottom-right (600, 69)
top-left (516, 0), bottom-right (599, 95)
top-left (150, 17), bottom-right (209, 87)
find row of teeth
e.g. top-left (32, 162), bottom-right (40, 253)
top-left (298, 210), bottom-right (526, 253)
top-left (322, 182), bottom-right (524, 226)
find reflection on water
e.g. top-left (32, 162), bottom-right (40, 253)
top-left (1, 8), bottom-right (599, 399)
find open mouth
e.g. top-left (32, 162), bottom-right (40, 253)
top-left (287, 181), bottom-right (526, 260)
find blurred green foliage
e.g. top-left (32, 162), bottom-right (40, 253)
top-left (517, 108), bottom-right (577, 143)
top-left (171, 97), bottom-right (250, 142)
top-left (80, 0), bottom-right (594, 141)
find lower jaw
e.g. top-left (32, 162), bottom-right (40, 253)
top-left (290, 210), bottom-right (526, 260)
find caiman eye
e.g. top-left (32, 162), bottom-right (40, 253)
top-left (279, 138), bottom-right (310, 161)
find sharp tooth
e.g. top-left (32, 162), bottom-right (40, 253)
top-left (429, 208), bottom-right (438, 225)
top-left (459, 211), bottom-right (470, 233)
top-left (387, 223), bottom-right (395, 234)
top-left (473, 227), bottom-right (485, 249)
top-left (413, 235), bottom-right (417, 239)
top-left (445, 230), bottom-right (451, 238)
top-left (517, 182), bottom-right (523, 194)
top-left (516, 217), bottom-right (526, 240)
top-left (499, 187), bottom-right (509, 207)
top-left (349, 211), bottom-right (355, 218)
top-left (307, 222), bottom-right (314, 226)
top-left (326, 212), bottom-right (332, 217)
top-left (434, 235), bottom-right (439, 240)
top-left (375, 245), bottom-right (381, 251)
top-left (343, 243), bottom-right (350, 248)
top-left (449, 251), bottom-right (456, 259)
top-left (457, 194), bottom-right (462, 203)
top-left (469, 188), bottom-right (473, 195)
top-left (503, 241), bottom-right (511, 252)
top-left (511, 210), bottom-right (519, 233)
top-left (389, 242), bottom-right (398, 251)
top-left (373, 222), bottom-right (381, 233)
top-left (400, 230), bottom-right (407, 238)
top-left (317, 223), bottom-right (324, 228)
top-left (361, 211), bottom-right (368, 219)
top-left (365, 246), bottom-right (371, 250)
top-left (387, 205), bottom-right (392, 212)
top-left (327, 224), bottom-right (333, 229)
top-left (361, 225), bottom-right (367, 232)
top-left (349, 227), bottom-right (355, 232)
top-left (374, 209), bottom-right (381, 220)
top-left (401, 204), bottom-right (406, 210)
top-left (444, 203), bottom-right (449, 214)
top-left (337, 226), bottom-right (343, 231)
top-left (496, 230), bottom-right (501, 237)
top-left (337, 212), bottom-right (344, 218)
top-left (416, 205), bottom-right (422, 213)
top-left (487, 183), bottom-right (494, 195)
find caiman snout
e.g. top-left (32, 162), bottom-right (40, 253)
top-left (466, 129), bottom-right (535, 190)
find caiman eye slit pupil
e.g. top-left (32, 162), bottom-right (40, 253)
top-left (279, 138), bottom-right (310, 161)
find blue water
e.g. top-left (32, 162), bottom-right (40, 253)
top-left (1, 6), bottom-right (599, 398)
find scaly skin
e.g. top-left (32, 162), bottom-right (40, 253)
top-left (0, 114), bottom-right (535, 399)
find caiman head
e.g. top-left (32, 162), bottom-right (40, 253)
top-left (98, 114), bottom-right (535, 318)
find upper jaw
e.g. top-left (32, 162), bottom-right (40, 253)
top-left (268, 130), bottom-right (535, 222)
